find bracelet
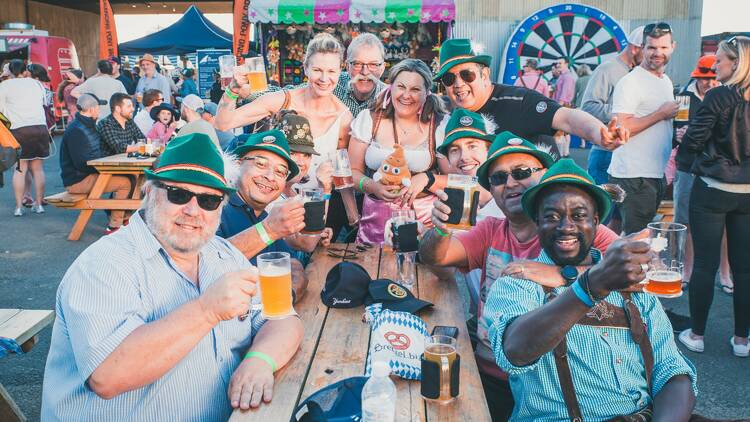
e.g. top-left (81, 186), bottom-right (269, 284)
top-left (224, 87), bottom-right (239, 101)
top-left (244, 351), bottom-right (277, 372)
top-left (255, 222), bottom-right (274, 246)
top-left (579, 269), bottom-right (607, 304)
top-left (571, 279), bottom-right (594, 307)
top-left (423, 171), bottom-right (436, 193)
top-left (434, 227), bottom-right (450, 237)
top-left (323, 193), bottom-right (332, 200)
top-left (358, 176), bottom-right (369, 193)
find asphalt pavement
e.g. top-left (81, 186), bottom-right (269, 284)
top-left (0, 144), bottom-right (747, 421)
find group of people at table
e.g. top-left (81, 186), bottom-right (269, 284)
top-left (41, 31), bottom-right (704, 422)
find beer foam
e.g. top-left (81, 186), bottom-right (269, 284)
top-left (646, 270), bottom-right (681, 282)
top-left (259, 265), bottom-right (291, 277)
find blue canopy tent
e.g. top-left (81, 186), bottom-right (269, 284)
top-left (118, 5), bottom-right (232, 55)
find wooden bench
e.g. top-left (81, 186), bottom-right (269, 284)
top-left (44, 192), bottom-right (86, 209)
top-left (655, 200), bottom-right (675, 223)
top-left (0, 309), bottom-right (55, 422)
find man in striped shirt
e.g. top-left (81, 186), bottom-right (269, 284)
top-left (42, 133), bottom-right (303, 421)
top-left (485, 159), bottom-right (696, 421)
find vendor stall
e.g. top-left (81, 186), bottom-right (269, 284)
top-left (247, 0), bottom-right (455, 85)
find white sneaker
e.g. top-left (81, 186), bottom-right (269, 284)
top-left (14, 208), bottom-right (23, 216)
top-left (33, 205), bottom-right (44, 214)
top-left (678, 329), bottom-right (704, 353)
top-left (730, 337), bottom-right (749, 357)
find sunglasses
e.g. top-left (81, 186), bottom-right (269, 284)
top-left (726, 36), bottom-right (739, 52)
top-left (488, 167), bottom-right (543, 186)
top-left (696, 66), bottom-right (714, 74)
top-left (153, 181), bottom-right (224, 211)
top-left (441, 69), bottom-right (478, 87)
top-left (643, 22), bottom-right (672, 38)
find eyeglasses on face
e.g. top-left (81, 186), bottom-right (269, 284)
top-left (488, 167), bottom-right (543, 186)
top-left (643, 22), bottom-right (672, 38)
top-left (153, 181), bottom-right (224, 211)
top-left (349, 61), bottom-right (383, 72)
top-left (441, 69), bottom-right (478, 87)
top-left (240, 155), bottom-right (290, 180)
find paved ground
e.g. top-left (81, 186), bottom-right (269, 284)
top-left (0, 143), bottom-right (747, 421)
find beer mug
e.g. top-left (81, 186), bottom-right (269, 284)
top-left (443, 174), bottom-right (480, 231)
top-left (675, 95), bottom-right (690, 122)
top-left (300, 188), bottom-right (326, 237)
top-left (256, 252), bottom-right (295, 319)
top-left (218, 55), bottom-right (236, 89)
top-left (244, 57), bottom-right (269, 94)
top-left (331, 149), bottom-right (354, 189)
top-left (390, 209), bottom-right (418, 289)
top-left (643, 222), bottom-right (687, 298)
top-left (421, 335), bottom-right (460, 404)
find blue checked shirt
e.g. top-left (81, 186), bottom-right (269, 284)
top-left (484, 250), bottom-right (697, 422)
top-left (41, 211), bottom-right (263, 421)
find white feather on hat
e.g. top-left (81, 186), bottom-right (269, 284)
top-left (222, 150), bottom-right (241, 189)
top-left (535, 143), bottom-right (558, 162)
top-left (469, 40), bottom-right (486, 55)
top-left (480, 113), bottom-right (497, 135)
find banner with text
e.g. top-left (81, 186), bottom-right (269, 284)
top-left (233, 0), bottom-right (252, 61)
top-left (99, 0), bottom-right (119, 59)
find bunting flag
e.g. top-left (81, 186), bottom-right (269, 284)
top-left (248, 0), bottom-right (455, 24)
top-left (233, 0), bottom-right (253, 60)
top-left (99, 0), bottom-right (119, 59)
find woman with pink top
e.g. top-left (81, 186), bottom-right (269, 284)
top-left (147, 102), bottom-right (179, 143)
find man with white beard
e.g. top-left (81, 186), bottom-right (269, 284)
top-left (41, 133), bottom-right (303, 421)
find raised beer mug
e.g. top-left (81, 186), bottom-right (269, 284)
top-left (643, 222), bottom-right (687, 298)
top-left (443, 174), bottom-right (480, 231)
top-left (256, 252), bottom-right (295, 319)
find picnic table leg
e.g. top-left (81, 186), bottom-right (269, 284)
top-left (67, 174), bottom-right (112, 241)
top-left (0, 383), bottom-right (26, 422)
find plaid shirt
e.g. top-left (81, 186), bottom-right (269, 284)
top-left (96, 114), bottom-right (145, 156)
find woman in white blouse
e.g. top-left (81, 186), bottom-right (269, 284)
top-left (349, 59), bottom-right (447, 244)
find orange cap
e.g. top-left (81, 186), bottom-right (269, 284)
top-left (691, 55), bottom-right (717, 78)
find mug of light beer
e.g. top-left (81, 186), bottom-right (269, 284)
top-left (255, 252), bottom-right (296, 319)
top-left (421, 335), bottom-right (460, 404)
top-left (675, 95), bottom-right (691, 122)
top-left (643, 222), bottom-right (687, 298)
top-left (244, 57), bottom-right (269, 94)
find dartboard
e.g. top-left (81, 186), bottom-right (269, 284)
top-left (501, 3), bottom-right (629, 85)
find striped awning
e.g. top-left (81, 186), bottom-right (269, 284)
top-left (248, 0), bottom-right (455, 24)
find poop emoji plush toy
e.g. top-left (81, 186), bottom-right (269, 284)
top-left (373, 144), bottom-right (411, 191)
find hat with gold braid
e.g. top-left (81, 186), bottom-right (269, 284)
top-left (144, 133), bottom-right (235, 193)
top-left (434, 38), bottom-right (493, 80)
top-left (476, 131), bottom-right (555, 191)
top-left (521, 158), bottom-right (612, 220)
top-left (437, 108), bottom-right (496, 155)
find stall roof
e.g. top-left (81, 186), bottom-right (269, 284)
top-left (118, 5), bottom-right (232, 55)
top-left (249, 0), bottom-right (455, 24)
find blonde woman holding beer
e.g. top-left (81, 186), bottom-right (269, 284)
top-left (678, 36), bottom-right (750, 358)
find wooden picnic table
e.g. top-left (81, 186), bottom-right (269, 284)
top-left (0, 308), bottom-right (55, 422)
top-left (63, 153), bottom-right (156, 241)
top-left (230, 243), bottom-right (491, 422)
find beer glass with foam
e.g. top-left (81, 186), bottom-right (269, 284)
top-left (675, 96), bottom-right (690, 122)
top-left (256, 252), bottom-right (295, 319)
top-left (443, 174), bottom-right (480, 231)
top-left (422, 335), bottom-right (459, 404)
top-left (331, 149), bottom-right (360, 225)
top-left (244, 57), bottom-right (269, 94)
top-left (644, 222), bottom-right (687, 298)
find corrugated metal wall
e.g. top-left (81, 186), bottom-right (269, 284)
top-left (454, 0), bottom-right (703, 87)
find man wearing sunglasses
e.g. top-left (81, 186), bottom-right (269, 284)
top-left (217, 130), bottom-right (310, 302)
top-left (609, 22), bottom-right (680, 234)
top-left (419, 132), bottom-right (619, 421)
top-left (42, 133), bottom-right (304, 420)
top-left (433, 39), bottom-right (629, 157)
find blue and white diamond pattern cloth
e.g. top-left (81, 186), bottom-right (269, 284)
top-left (364, 304), bottom-right (429, 380)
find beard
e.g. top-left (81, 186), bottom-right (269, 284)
top-left (143, 190), bottom-right (220, 254)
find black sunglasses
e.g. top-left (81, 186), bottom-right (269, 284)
top-left (726, 36), bottom-right (739, 52)
top-left (488, 167), bottom-right (543, 186)
top-left (153, 181), bottom-right (224, 211)
top-left (643, 22), bottom-right (672, 38)
top-left (441, 69), bottom-right (478, 87)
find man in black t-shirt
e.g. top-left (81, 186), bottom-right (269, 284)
top-left (434, 39), bottom-right (628, 156)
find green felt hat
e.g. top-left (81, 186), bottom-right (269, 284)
top-left (434, 38), bottom-right (493, 80)
top-left (231, 130), bottom-right (300, 181)
top-left (437, 108), bottom-right (495, 155)
top-left (476, 131), bottom-right (555, 191)
top-left (144, 133), bottom-right (235, 194)
top-left (521, 158), bottom-right (612, 221)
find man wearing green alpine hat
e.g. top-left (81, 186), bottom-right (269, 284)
top-left (483, 158), bottom-right (696, 421)
top-left (42, 133), bottom-right (304, 420)
top-left (217, 129), bottom-right (311, 301)
top-left (434, 38), bottom-right (629, 155)
top-left (419, 132), bottom-right (619, 421)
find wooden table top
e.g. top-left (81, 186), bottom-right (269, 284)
top-left (87, 153), bottom-right (157, 168)
top-left (230, 244), bottom-right (490, 422)
top-left (0, 309), bottom-right (54, 349)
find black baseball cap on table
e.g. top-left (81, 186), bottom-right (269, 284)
top-left (321, 262), bottom-right (371, 308)
top-left (365, 279), bottom-right (433, 314)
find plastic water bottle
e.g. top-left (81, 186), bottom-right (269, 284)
top-left (361, 360), bottom-right (396, 422)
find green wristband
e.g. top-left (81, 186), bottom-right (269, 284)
top-left (358, 176), bottom-right (369, 193)
top-left (255, 222), bottom-right (273, 246)
top-left (434, 227), bottom-right (450, 237)
top-left (244, 351), bottom-right (277, 372)
top-left (224, 87), bottom-right (239, 101)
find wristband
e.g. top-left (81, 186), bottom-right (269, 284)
top-left (323, 193), bottom-right (332, 200)
top-left (423, 171), bottom-right (436, 193)
top-left (244, 351), bottom-right (277, 372)
top-left (358, 176), bottom-right (369, 193)
top-left (579, 269), bottom-right (606, 304)
top-left (224, 87), bottom-right (239, 101)
top-left (434, 227), bottom-right (450, 237)
top-left (255, 222), bottom-right (274, 246)
top-left (571, 279), bottom-right (594, 307)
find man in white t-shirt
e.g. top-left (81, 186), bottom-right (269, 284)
top-left (609, 23), bottom-right (680, 234)
top-left (71, 60), bottom-right (127, 121)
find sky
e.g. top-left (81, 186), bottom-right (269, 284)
top-left (114, 1), bottom-right (748, 43)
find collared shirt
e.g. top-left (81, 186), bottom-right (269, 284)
top-left (41, 211), bottom-right (256, 421)
top-left (552, 69), bottom-right (578, 106)
top-left (483, 249), bottom-right (697, 422)
top-left (97, 114), bottom-right (145, 156)
top-left (135, 72), bottom-right (173, 103)
top-left (217, 192), bottom-right (292, 265)
top-left (332, 71), bottom-right (386, 118)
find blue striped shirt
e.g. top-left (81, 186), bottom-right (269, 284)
top-left (484, 250), bottom-right (697, 422)
top-left (41, 211), bottom-right (257, 421)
